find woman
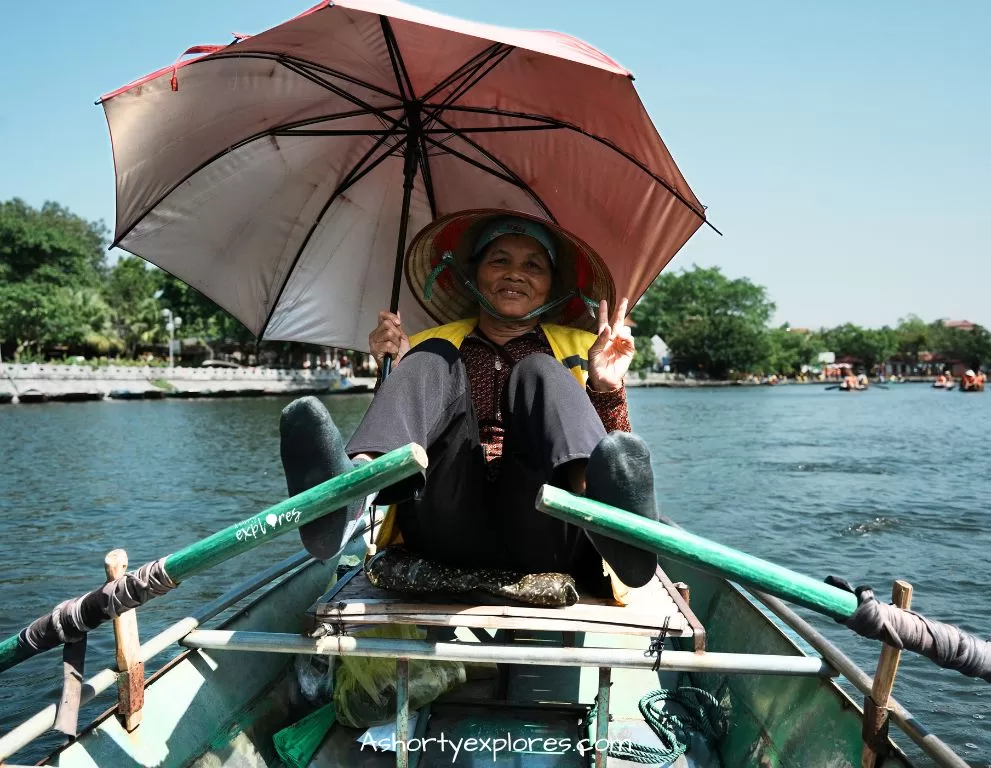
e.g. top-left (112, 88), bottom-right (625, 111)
top-left (280, 210), bottom-right (660, 599)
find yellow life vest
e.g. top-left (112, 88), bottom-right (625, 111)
top-left (370, 319), bottom-right (635, 603)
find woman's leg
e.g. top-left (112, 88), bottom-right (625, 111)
top-left (496, 353), bottom-right (660, 589)
top-left (347, 339), bottom-right (500, 569)
top-left (495, 353), bottom-right (606, 579)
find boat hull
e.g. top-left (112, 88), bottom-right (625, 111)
top-left (43, 558), bottom-right (917, 767)
top-left (45, 557), bottom-right (337, 768)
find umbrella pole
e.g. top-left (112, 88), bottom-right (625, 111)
top-left (381, 144), bottom-right (419, 381)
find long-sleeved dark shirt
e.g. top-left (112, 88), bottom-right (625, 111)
top-left (459, 327), bottom-right (631, 468)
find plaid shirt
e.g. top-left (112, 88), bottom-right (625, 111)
top-left (460, 327), bottom-right (631, 469)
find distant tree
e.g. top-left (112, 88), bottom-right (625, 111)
top-left (817, 323), bottom-right (897, 371)
top-left (930, 322), bottom-right (991, 370)
top-left (765, 325), bottom-right (818, 374)
top-left (893, 315), bottom-right (931, 364)
top-left (0, 199), bottom-right (112, 359)
top-left (0, 199), bottom-right (107, 287)
top-left (632, 266), bottom-right (774, 378)
top-left (106, 257), bottom-right (165, 356)
top-left (629, 336), bottom-right (657, 373)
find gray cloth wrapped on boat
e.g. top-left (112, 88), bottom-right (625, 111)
top-left (366, 547), bottom-right (579, 607)
top-left (827, 577), bottom-right (991, 683)
top-left (16, 558), bottom-right (177, 735)
top-left (18, 558), bottom-right (177, 653)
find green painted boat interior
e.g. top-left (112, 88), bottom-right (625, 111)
top-left (662, 558), bottom-right (913, 768)
top-left (41, 555), bottom-right (916, 768)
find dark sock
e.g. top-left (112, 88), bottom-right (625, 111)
top-left (280, 396), bottom-right (362, 560)
top-left (583, 432), bottom-right (659, 588)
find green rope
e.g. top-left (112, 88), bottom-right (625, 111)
top-left (591, 686), bottom-right (725, 765)
top-left (424, 251), bottom-right (599, 323)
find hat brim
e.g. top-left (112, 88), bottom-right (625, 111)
top-left (405, 209), bottom-right (615, 332)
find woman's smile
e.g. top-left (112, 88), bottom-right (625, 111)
top-left (475, 233), bottom-right (553, 319)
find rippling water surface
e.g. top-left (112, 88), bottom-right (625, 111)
top-left (0, 385), bottom-right (987, 765)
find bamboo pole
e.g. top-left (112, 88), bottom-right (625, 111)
top-left (861, 581), bottom-right (913, 768)
top-left (0, 444), bottom-right (427, 674)
top-left (536, 486), bottom-right (858, 620)
top-left (104, 550), bottom-right (144, 732)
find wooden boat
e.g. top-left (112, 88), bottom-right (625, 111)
top-left (0, 448), bottom-right (968, 768)
top-left (959, 383), bottom-right (985, 392)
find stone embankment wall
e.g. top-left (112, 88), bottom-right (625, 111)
top-left (0, 364), bottom-right (356, 403)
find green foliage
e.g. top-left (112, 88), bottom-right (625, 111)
top-left (0, 198), bottom-right (257, 362)
top-left (893, 315), bottom-right (931, 364)
top-left (816, 323), bottom-right (898, 371)
top-left (764, 325), bottom-right (818, 374)
top-left (632, 266), bottom-right (774, 378)
top-left (630, 336), bottom-right (657, 372)
top-left (0, 199), bottom-right (106, 287)
top-left (2, 197), bottom-right (987, 375)
top-left (929, 323), bottom-right (991, 369)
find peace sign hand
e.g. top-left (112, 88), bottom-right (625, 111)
top-left (587, 298), bottom-right (635, 392)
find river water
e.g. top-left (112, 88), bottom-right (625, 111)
top-left (0, 385), bottom-right (987, 765)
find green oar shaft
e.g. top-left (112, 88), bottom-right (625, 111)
top-left (536, 485), bottom-right (858, 620)
top-left (0, 443), bottom-right (426, 674)
top-left (165, 443), bottom-right (424, 581)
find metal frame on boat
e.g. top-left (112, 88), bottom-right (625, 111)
top-left (0, 549), bottom-right (969, 767)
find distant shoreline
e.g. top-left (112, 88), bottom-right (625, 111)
top-left (0, 363), bottom-right (371, 405)
top-left (0, 364), bottom-right (945, 403)
top-left (625, 375), bottom-right (937, 388)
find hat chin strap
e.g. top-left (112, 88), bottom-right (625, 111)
top-left (424, 252), bottom-right (598, 324)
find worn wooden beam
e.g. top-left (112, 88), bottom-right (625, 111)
top-left (861, 581), bottom-right (913, 768)
top-left (104, 550), bottom-right (144, 732)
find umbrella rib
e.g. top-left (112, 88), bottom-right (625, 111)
top-left (428, 103), bottom-right (718, 234)
top-left (376, 17), bottom-right (438, 222)
top-left (205, 51), bottom-right (401, 101)
top-left (421, 46), bottom-right (514, 129)
top-left (421, 42), bottom-right (506, 102)
top-left (427, 114), bottom-right (557, 222)
top-left (258, 134), bottom-right (409, 339)
top-left (421, 133), bottom-right (556, 222)
top-left (110, 107), bottom-right (402, 250)
top-left (279, 58), bottom-right (403, 127)
top-left (278, 126), bottom-right (561, 137)
top-left (379, 17), bottom-right (415, 103)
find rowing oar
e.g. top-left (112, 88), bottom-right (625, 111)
top-left (536, 485), bottom-right (991, 683)
top-left (0, 443), bottom-right (426, 678)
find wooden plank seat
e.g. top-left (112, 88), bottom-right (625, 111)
top-left (313, 565), bottom-right (700, 643)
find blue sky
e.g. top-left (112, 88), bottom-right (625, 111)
top-left (1, 1), bottom-right (988, 329)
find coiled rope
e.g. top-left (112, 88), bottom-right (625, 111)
top-left (590, 686), bottom-right (726, 764)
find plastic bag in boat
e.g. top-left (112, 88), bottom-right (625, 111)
top-left (334, 624), bottom-right (466, 728)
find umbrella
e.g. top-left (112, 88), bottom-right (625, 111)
top-left (100, 0), bottom-right (713, 353)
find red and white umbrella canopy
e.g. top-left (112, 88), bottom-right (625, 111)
top-left (102, 0), bottom-right (709, 350)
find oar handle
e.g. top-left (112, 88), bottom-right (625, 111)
top-left (536, 485), bottom-right (858, 620)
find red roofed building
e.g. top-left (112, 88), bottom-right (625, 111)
top-left (944, 319), bottom-right (976, 332)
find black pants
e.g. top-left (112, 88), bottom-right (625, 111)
top-left (346, 339), bottom-right (611, 592)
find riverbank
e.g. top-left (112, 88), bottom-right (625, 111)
top-left (0, 363), bottom-right (370, 404)
top-left (625, 373), bottom-right (937, 388)
top-left (0, 365), bottom-right (944, 402)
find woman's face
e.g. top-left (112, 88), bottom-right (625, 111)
top-left (475, 234), bottom-right (553, 319)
